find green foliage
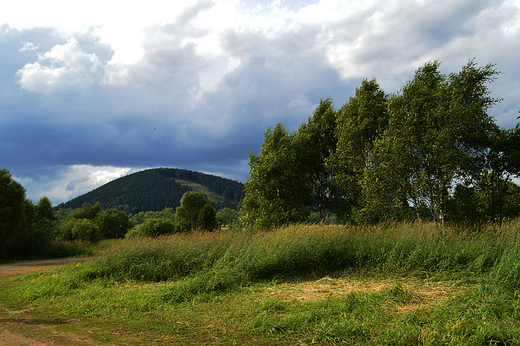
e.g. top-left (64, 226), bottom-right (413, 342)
top-left (242, 123), bottom-right (311, 229)
top-left (13, 199), bottom-right (56, 256)
top-left (131, 207), bottom-right (175, 227)
top-left (0, 169), bottom-right (58, 259)
top-left (295, 98), bottom-right (340, 222)
top-left (176, 190), bottom-right (218, 232)
top-left (71, 218), bottom-right (102, 243)
top-left (198, 203), bottom-right (218, 231)
top-left (55, 217), bottom-right (75, 241)
top-left (360, 132), bottom-right (412, 223)
top-left (0, 168), bottom-right (27, 258)
top-left (57, 203), bottom-right (133, 242)
top-left (134, 218), bottom-right (177, 237)
top-left (477, 126), bottom-right (520, 224)
top-left (332, 79), bottom-right (389, 220)
top-left (71, 202), bottom-right (102, 220)
top-left (241, 59), bottom-right (517, 227)
top-left (96, 209), bottom-right (132, 239)
top-left (216, 207), bottom-right (239, 227)
top-left (374, 60), bottom-right (500, 226)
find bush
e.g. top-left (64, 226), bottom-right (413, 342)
top-left (96, 209), bottom-right (132, 239)
top-left (136, 218), bottom-right (177, 237)
top-left (125, 228), bottom-right (145, 239)
top-left (55, 217), bottom-right (75, 241)
top-left (71, 218), bottom-right (102, 243)
top-left (198, 204), bottom-right (218, 231)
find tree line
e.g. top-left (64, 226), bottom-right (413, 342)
top-left (1, 167), bottom-right (238, 260)
top-left (241, 60), bottom-right (520, 229)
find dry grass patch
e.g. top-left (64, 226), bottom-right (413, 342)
top-left (259, 276), bottom-right (455, 312)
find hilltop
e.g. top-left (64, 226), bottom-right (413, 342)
top-left (55, 168), bottom-right (245, 215)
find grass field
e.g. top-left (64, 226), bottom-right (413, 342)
top-left (2, 221), bottom-right (520, 345)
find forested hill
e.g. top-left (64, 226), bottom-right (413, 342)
top-left (55, 168), bottom-right (245, 215)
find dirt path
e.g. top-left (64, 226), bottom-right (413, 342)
top-left (0, 309), bottom-right (107, 346)
top-left (0, 257), bottom-right (107, 345)
top-left (0, 258), bottom-right (95, 280)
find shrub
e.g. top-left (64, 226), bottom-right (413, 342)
top-left (136, 218), bottom-right (177, 237)
top-left (96, 209), bottom-right (132, 239)
top-left (71, 218), bottom-right (102, 243)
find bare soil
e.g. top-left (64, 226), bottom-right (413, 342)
top-left (0, 258), bottom-right (106, 346)
top-left (0, 258), bottom-right (95, 280)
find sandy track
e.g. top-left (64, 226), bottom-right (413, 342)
top-left (0, 257), bottom-right (95, 267)
top-left (0, 257), bottom-right (95, 280)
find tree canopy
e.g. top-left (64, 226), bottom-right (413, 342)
top-left (242, 60), bottom-right (519, 229)
top-left (0, 169), bottom-right (57, 258)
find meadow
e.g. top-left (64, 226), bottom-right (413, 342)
top-left (2, 221), bottom-right (520, 345)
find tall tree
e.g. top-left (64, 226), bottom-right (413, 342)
top-left (477, 125), bottom-right (520, 225)
top-left (295, 98), bottom-right (339, 223)
top-left (242, 123), bottom-right (310, 229)
top-left (332, 79), bottom-right (389, 222)
top-left (0, 169), bottom-right (27, 258)
top-left (364, 60), bottom-right (500, 228)
top-left (198, 203), bottom-right (219, 231)
top-left (361, 132), bottom-right (412, 223)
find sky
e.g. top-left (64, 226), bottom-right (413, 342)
top-left (1, 0), bottom-right (519, 205)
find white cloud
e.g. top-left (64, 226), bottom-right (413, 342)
top-left (14, 165), bottom-right (137, 204)
top-left (20, 41), bottom-right (38, 52)
top-left (16, 37), bottom-right (102, 94)
top-left (3, 0), bottom-right (520, 204)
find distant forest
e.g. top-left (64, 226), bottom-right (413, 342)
top-left (55, 168), bottom-right (245, 215)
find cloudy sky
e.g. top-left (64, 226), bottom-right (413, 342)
top-left (1, 0), bottom-right (519, 205)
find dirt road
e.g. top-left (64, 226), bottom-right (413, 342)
top-left (0, 257), bottom-right (107, 345)
top-left (0, 258), bottom-right (95, 280)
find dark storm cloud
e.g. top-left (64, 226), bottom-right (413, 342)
top-left (1, 0), bottom-right (519, 203)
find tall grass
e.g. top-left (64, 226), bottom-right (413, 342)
top-left (35, 220), bottom-right (519, 301)
top-left (4, 220), bottom-right (520, 345)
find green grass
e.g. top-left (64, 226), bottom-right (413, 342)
top-left (2, 221), bottom-right (520, 345)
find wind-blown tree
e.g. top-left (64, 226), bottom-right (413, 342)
top-left (361, 133), bottom-right (412, 223)
top-left (242, 123), bottom-right (311, 229)
top-left (332, 79), bottom-right (389, 222)
top-left (364, 60), bottom-right (501, 228)
top-left (295, 98), bottom-right (339, 223)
